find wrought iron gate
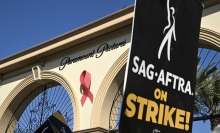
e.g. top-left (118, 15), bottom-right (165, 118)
top-left (6, 82), bottom-right (74, 133)
top-left (109, 82), bottom-right (123, 131)
top-left (109, 44), bottom-right (220, 132)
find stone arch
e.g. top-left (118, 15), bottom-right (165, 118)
top-left (90, 48), bottom-right (129, 129)
top-left (199, 27), bottom-right (220, 50)
top-left (0, 70), bottom-right (80, 132)
top-left (90, 28), bottom-right (220, 130)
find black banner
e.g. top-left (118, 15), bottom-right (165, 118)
top-left (119, 0), bottom-right (202, 133)
top-left (34, 120), bottom-right (54, 133)
top-left (34, 111), bottom-right (72, 133)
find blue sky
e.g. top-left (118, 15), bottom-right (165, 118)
top-left (0, 0), bottom-right (134, 59)
top-left (0, 0), bottom-right (213, 133)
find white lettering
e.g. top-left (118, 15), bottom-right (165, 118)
top-left (146, 64), bottom-right (154, 80)
top-left (132, 56), bottom-right (139, 73)
top-left (157, 69), bottom-right (165, 85)
top-left (178, 78), bottom-right (185, 93)
top-left (131, 57), bottom-right (192, 95)
top-left (172, 74), bottom-right (179, 89)
top-left (166, 72), bottom-right (172, 86)
top-left (138, 60), bottom-right (146, 77)
top-left (185, 81), bottom-right (192, 95)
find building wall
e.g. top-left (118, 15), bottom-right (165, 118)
top-left (201, 4), bottom-right (220, 33)
top-left (0, 26), bottom-right (131, 132)
top-left (0, 3), bottom-right (220, 133)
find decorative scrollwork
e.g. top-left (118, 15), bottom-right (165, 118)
top-left (109, 82), bottom-right (123, 131)
top-left (14, 89), bottom-right (57, 132)
top-left (6, 83), bottom-right (74, 133)
top-left (194, 47), bottom-right (220, 121)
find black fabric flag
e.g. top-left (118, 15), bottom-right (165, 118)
top-left (34, 111), bottom-right (72, 133)
top-left (119, 0), bottom-right (202, 133)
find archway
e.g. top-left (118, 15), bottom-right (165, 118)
top-left (90, 49), bottom-right (129, 129)
top-left (92, 27), bottom-right (220, 132)
top-left (0, 70), bottom-right (80, 132)
top-left (193, 28), bottom-right (220, 132)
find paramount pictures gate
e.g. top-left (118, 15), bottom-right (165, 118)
top-left (109, 42), bottom-right (220, 132)
top-left (0, 1), bottom-right (220, 133)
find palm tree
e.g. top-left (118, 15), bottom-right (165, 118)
top-left (194, 62), bottom-right (220, 131)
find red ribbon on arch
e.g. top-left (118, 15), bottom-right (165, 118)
top-left (80, 70), bottom-right (93, 106)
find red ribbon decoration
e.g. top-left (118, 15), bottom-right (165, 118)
top-left (80, 70), bottom-right (93, 106)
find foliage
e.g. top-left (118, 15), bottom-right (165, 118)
top-left (194, 62), bottom-right (220, 117)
